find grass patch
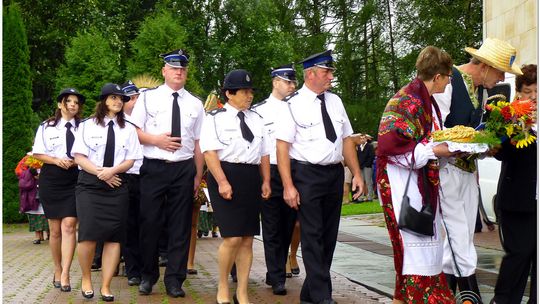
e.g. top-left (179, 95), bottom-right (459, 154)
top-left (341, 200), bottom-right (382, 216)
top-left (3, 223), bottom-right (27, 233)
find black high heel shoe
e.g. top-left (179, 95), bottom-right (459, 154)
top-left (81, 289), bottom-right (94, 299)
top-left (100, 289), bottom-right (114, 302)
top-left (60, 284), bottom-right (71, 292)
top-left (52, 274), bottom-right (61, 288)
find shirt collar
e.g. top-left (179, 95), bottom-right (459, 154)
top-left (267, 94), bottom-right (282, 103)
top-left (224, 102), bottom-right (240, 116)
top-left (163, 84), bottom-right (186, 98)
top-left (103, 116), bottom-right (118, 126)
top-left (300, 85), bottom-right (321, 103)
top-left (59, 117), bottom-right (76, 129)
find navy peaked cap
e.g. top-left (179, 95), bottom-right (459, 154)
top-left (300, 50), bottom-right (335, 70)
top-left (160, 49), bottom-right (190, 68)
top-left (121, 80), bottom-right (139, 96)
top-left (271, 63), bottom-right (297, 81)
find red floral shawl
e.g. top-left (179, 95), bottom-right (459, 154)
top-left (376, 78), bottom-right (442, 212)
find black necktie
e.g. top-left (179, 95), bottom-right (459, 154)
top-left (318, 93), bottom-right (337, 142)
top-left (103, 121), bottom-right (115, 167)
top-left (237, 111), bottom-right (254, 142)
top-left (171, 92), bottom-right (181, 137)
top-left (65, 122), bottom-right (75, 159)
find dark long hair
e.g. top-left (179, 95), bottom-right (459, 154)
top-left (44, 95), bottom-right (83, 127)
top-left (93, 96), bottom-right (126, 128)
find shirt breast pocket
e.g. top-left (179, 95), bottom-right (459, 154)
top-left (183, 111), bottom-right (199, 129)
top-left (218, 129), bottom-right (240, 145)
top-left (85, 136), bottom-right (105, 152)
top-left (332, 116), bottom-right (346, 138)
top-left (147, 108), bottom-right (166, 128)
top-left (46, 135), bottom-right (63, 151)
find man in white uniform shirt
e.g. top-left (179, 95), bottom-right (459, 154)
top-left (275, 50), bottom-right (364, 304)
top-left (433, 38), bottom-right (522, 299)
top-left (130, 49), bottom-right (204, 298)
top-left (252, 63), bottom-right (298, 295)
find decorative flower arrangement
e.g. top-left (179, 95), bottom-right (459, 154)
top-left (15, 154), bottom-right (43, 177)
top-left (484, 95), bottom-right (536, 148)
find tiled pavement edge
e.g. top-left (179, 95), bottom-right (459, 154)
top-left (3, 222), bottom-right (391, 304)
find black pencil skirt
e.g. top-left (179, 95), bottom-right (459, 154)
top-left (207, 161), bottom-right (262, 237)
top-left (76, 171), bottom-right (129, 243)
top-left (39, 164), bottom-right (78, 219)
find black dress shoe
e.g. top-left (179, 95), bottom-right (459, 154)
top-left (138, 280), bottom-right (152, 295)
top-left (33, 239), bottom-right (41, 244)
top-left (158, 256), bottom-right (168, 267)
top-left (91, 262), bottom-right (101, 270)
top-left (187, 268), bottom-right (198, 275)
top-left (291, 267), bottom-right (300, 275)
top-left (127, 277), bottom-right (141, 286)
top-left (166, 286), bottom-right (186, 298)
top-left (81, 289), bottom-right (94, 299)
top-left (60, 285), bottom-right (71, 292)
top-left (272, 283), bottom-right (287, 295)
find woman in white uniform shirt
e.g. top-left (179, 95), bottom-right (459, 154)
top-left (200, 69), bottom-right (271, 304)
top-left (32, 88), bottom-right (85, 292)
top-left (72, 83), bottom-right (142, 301)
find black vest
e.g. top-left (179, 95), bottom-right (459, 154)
top-left (444, 67), bottom-right (484, 128)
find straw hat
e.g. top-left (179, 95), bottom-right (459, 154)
top-left (464, 38), bottom-right (523, 75)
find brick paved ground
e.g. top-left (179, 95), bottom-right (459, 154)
top-left (3, 225), bottom-right (390, 304)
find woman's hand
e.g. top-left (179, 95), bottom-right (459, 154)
top-left (96, 167), bottom-right (116, 181)
top-left (218, 181), bottom-right (233, 200)
top-left (104, 175), bottom-right (122, 188)
top-left (432, 143), bottom-right (459, 158)
top-left (55, 158), bottom-right (73, 170)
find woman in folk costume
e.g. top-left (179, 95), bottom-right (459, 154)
top-left (376, 46), bottom-right (458, 303)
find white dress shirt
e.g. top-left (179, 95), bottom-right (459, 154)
top-left (72, 116), bottom-right (143, 169)
top-left (251, 94), bottom-right (287, 165)
top-left (125, 114), bottom-right (143, 174)
top-left (200, 103), bottom-right (270, 164)
top-left (130, 84), bottom-right (204, 161)
top-left (274, 85), bottom-right (353, 165)
top-left (32, 118), bottom-right (79, 159)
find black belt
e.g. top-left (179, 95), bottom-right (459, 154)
top-left (144, 157), bottom-right (190, 164)
top-left (291, 159), bottom-right (341, 167)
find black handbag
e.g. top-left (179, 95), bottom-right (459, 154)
top-left (397, 158), bottom-right (435, 237)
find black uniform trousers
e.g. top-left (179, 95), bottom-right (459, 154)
top-left (139, 158), bottom-right (195, 288)
top-left (261, 165), bottom-right (297, 286)
top-left (494, 211), bottom-right (537, 304)
top-left (122, 173), bottom-right (142, 279)
top-left (291, 160), bottom-right (344, 303)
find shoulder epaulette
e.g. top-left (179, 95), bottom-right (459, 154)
top-left (207, 108), bottom-right (226, 116)
top-left (282, 91), bottom-right (299, 102)
top-left (251, 99), bottom-right (268, 109)
top-left (248, 108), bottom-right (263, 118)
top-left (40, 120), bottom-right (49, 126)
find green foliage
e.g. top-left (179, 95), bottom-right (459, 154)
top-left (341, 200), bottom-right (383, 216)
top-left (3, 3), bottom-right (34, 223)
top-left (56, 29), bottom-right (124, 117)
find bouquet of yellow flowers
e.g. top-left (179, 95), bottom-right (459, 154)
top-left (484, 95), bottom-right (536, 148)
top-left (15, 154), bottom-right (43, 177)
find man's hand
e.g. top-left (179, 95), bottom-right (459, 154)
top-left (154, 132), bottom-right (182, 152)
top-left (283, 185), bottom-right (300, 210)
top-left (350, 175), bottom-right (365, 200)
top-left (261, 181), bottom-right (271, 200)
